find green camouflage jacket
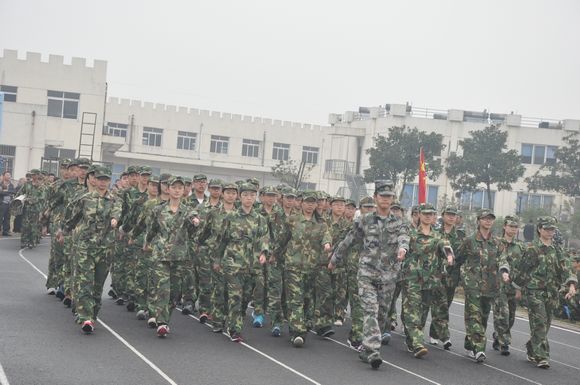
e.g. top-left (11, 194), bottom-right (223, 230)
top-left (63, 190), bottom-right (115, 245)
top-left (498, 237), bottom-right (525, 293)
top-left (402, 228), bottom-right (450, 289)
top-left (19, 182), bottom-right (43, 211)
top-left (112, 186), bottom-right (147, 231)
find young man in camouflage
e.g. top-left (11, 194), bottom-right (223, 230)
top-left (329, 181), bottom-right (409, 369)
top-left (401, 203), bottom-right (454, 358)
top-left (60, 166), bottom-right (117, 334)
top-left (19, 169), bottom-right (43, 249)
top-left (492, 215), bottom-right (525, 355)
top-left (213, 183), bottom-right (269, 342)
top-left (144, 176), bottom-right (200, 337)
top-left (513, 217), bottom-right (577, 368)
top-left (457, 209), bottom-right (511, 363)
top-left (274, 190), bottom-right (332, 347)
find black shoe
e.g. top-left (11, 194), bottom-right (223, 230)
top-left (316, 326), bottom-right (335, 338)
top-left (492, 336), bottom-right (500, 351)
top-left (55, 288), bottom-right (65, 301)
top-left (182, 302), bottom-right (194, 315)
top-left (63, 297), bottom-right (72, 307)
top-left (500, 344), bottom-right (510, 356)
top-left (126, 301), bottom-right (136, 312)
top-left (115, 297), bottom-right (126, 305)
top-left (107, 289), bottom-right (118, 299)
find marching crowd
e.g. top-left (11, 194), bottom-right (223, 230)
top-left (8, 158), bottom-right (579, 371)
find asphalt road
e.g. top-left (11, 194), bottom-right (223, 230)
top-left (1, 236), bottom-right (579, 385)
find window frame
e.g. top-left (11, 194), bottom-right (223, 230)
top-left (177, 131), bottom-right (197, 151)
top-left (210, 135), bottom-right (229, 154)
top-left (242, 138), bottom-right (260, 158)
top-left (272, 142), bottom-right (290, 161)
top-left (47, 90), bottom-right (80, 119)
top-left (302, 146), bottom-right (319, 165)
top-left (142, 127), bottom-right (163, 147)
top-left (0, 85), bottom-right (17, 102)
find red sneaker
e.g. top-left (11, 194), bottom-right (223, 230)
top-left (157, 324), bottom-right (169, 337)
top-left (81, 320), bottom-right (94, 334)
top-left (199, 313), bottom-right (212, 324)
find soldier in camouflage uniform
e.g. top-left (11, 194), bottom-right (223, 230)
top-left (61, 166), bottom-right (116, 334)
top-left (401, 203), bottom-right (454, 358)
top-left (330, 181), bottom-right (409, 369)
top-left (326, 196), bottom-right (351, 326)
top-left (274, 190), bottom-right (332, 347)
top-left (457, 209), bottom-right (510, 363)
top-left (385, 200), bottom-right (406, 339)
top-left (213, 183), bottom-right (269, 342)
top-left (344, 199), bottom-right (357, 222)
top-left (492, 215), bottom-right (525, 355)
top-left (144, 176), bottom-right (200, 337)
top-left (19, 169), bottom-right (43, 249)
top-left (203, 182), bottom-right (239, 333)
top-left (513, 217), bottom-right (577, 368)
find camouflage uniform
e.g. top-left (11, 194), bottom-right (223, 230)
top-left (274, 191), bottom-right (332, 341)
top-left (331, 181), bottom-right (409, 365)
top-left (63, 167), bottom-right (115, 324)
top-left (19, 170), bottom-right (43, 248)
top-left (401, 203), bottom-right (452, 352)
top-left (146, 179), bottom-right (200, 326)
top-left (215, 184), bottom-right (269, 336)
top-left (513, 217), bottom-right (577, 365)
top-left (456, 209), bottom-right (507, 356)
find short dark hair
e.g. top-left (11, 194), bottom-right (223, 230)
top-left (2, 171), bottom-right (10, 176)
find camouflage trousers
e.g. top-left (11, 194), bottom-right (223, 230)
top-left (526, 289), bottom-right (557, 362)
top-left (246, 265), bottom-right (267, 317)
top-left (464, 292), bottom-right (494, 353)
top-left (224, 266), bottom-right (254, 333)
top-left (134, 248), bottom-right (155, 314)
top-left (359, 273), bottom-right (397, 353)
top-left (117, 243), bottom-right (139, 301)
top-left (314, 267), bottom-right (335, 332)
top-left (21, 207), bottom-right (40, 248)
top-left (445, 267), bottom-right (461, 307)
top-left (46, 223), bottom-right (65, 289)
top-left (331, 268), bottom-right (348, 322)
top-left (73, 244), bottom-right (109, 323)
top-left (210, 268), bottom-right (228, 328)
top-left (267, 260), bottom-right (286, 326)
top-left (149, 259), bottom-right (192, 325)
top-left (109, 234), bottom-right (125, 296)
top-left (183, 246), bottom-right (212, 313)
top-left (402, 283), bottom-right (449, 349)
top-left (493, 283), bottom-right (517, 346)
top-left (385, 280), bottom-right (403, 329)
top-left (285, 268), bottom-right (315, 338)
top-left (61, 235), bottom-right (74, 297)
top-left (345, 264), bottom-right (363, 343)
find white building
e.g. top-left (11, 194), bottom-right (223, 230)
top-left (1, 49), bottom-right (578, 218)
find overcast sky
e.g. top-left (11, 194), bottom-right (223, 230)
top-left (1, 0), bottom-right (579, 125)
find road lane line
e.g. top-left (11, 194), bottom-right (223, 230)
top-left (0, 361), bottom-right (10, 385)
top-left (177, 309), bottom-right (322, 385)
top-left (17, 248), bottom-right (180, 385)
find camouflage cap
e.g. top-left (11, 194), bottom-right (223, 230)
top-left (159, 173), bottom-right (172, 183)
top-left (59, 158), bottom-right (70, 167)
top-left (193, 174), bottom-right (207, 181)
top-left (208, 178), bottom-right (224, 188)
top-left (260, 186), bottom-right (278, 195)
top-left (148, 175), bottom-right (160, 184)
top-left (183, 176), bottom-right (192, 184)
top-left (442, 205), bottom-right (458, 215)
top-left (476, 208), bottom-right (496, 220)
top-left (537, 216), bottom-right (557, 230)
top-left (280, 186), bottom-right (297, 197)
top-left (86, 164), bottom-right (97, 174)
top-left (419, 202), bottom-right (437, 214)
top-left (375, 180), bottom-right (395, 196)
top-left (77, 158), bottom-right (91, 168)
top-left (359, 196), bottom-right (375, 207)
top-left (126, 165), bottom-right (139, 174)
top-left (390, 200), bottom-right (402, 210)
top-left (239, 183), bottom-right (258, 194)
top-left (345, 199), bottom-right (357, 207)
top-left (29, 169), bottom-right (41, 175)
top-left (222, 182), bottom-right (239, 192)
top-left (139, 166), bottom-right (153, 175)
top-left (67, 159), bottom-right (80, 168)
top-left (168, 176), bottom-right (185, 186)
top-left (302, 190), bottom-right (318, 202)
top-left (246, 178), bottom-right (260, 189)
top-left (316, 191), bottom-right (329, 201)
top-left (40, 170), bottom-right (48, 176)
top-left (330, 196), bottom-right (346, 204)
top-left (411, 205), bottom-right (420, 214)
top-left (94, 166), bottom-right (112, 179)
top-left (504, 215), bottom-right (520, 226)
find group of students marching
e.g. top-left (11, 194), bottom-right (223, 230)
top-left (18, 157), bottom-right (578, 371)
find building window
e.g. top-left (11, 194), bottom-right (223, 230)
top-left (0, 85), bottom-right (17, 102)
top-left (299, 182), bottom-right (317, 190)
top-left (401, 184), bottom-right (439, 208)
top-left (104, 122), bottom-right (128, 138)
top-left (459, 190), bottom-right (495, 211)
top-left (42, 147), bottom-right (76, 175)
top-left (0, 145), bottom-right (16, 175)
top-left (210, 135), bottom-right (229, 154)
top-left (516, 192), bottom-right (554, 214)
top-left (521, 143), bottom-right (557, 165)
top-left (324, 159), bottom-right (355, 180)
top-left (142, 127), bottom-right (163, 147)
top-left (302, 146), bottom-right (319, 165)
top-left (242, 139), bottom-right (260, 158)
top-left (47, 90), bottom-right (80, 119)
top-left (272, 142), bottom-right (290, 161)
top-left (177, 131), bottom-right (197, 151)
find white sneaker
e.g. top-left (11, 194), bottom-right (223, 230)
top-left (136, 310), bottom-right (147, 320)
top-left (334, 319), bottom-right (343, 327)
top-left (466, 350), bottom-right (475, 359)
top-left (475, 351), bottom-right (486, 363)
top-left (46, 288), bottom-right (56, 295)
top-left (429, 337), bottom-right (439, 345)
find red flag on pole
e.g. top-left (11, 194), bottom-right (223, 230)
top-left (418, 147), bottom-right (427, 204)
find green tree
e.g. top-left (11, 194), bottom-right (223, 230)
top-left (271, 160), bottom-right (313, 189)
top-left (446, 125), bottom-right (525, 211)
top-left (363, 126), bottom-right (445, 200)
top-left (526, 132), bottom-right (580, 196)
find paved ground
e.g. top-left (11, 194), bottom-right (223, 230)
top-left (1, 236), bottom-right (579, 385)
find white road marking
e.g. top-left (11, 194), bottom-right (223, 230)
top-left (17, 248), bottom-right (180, 385)
top-left (177, 309), bottom-right (323, 385)
top-left (0, 361), bottom-right (10, 385)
